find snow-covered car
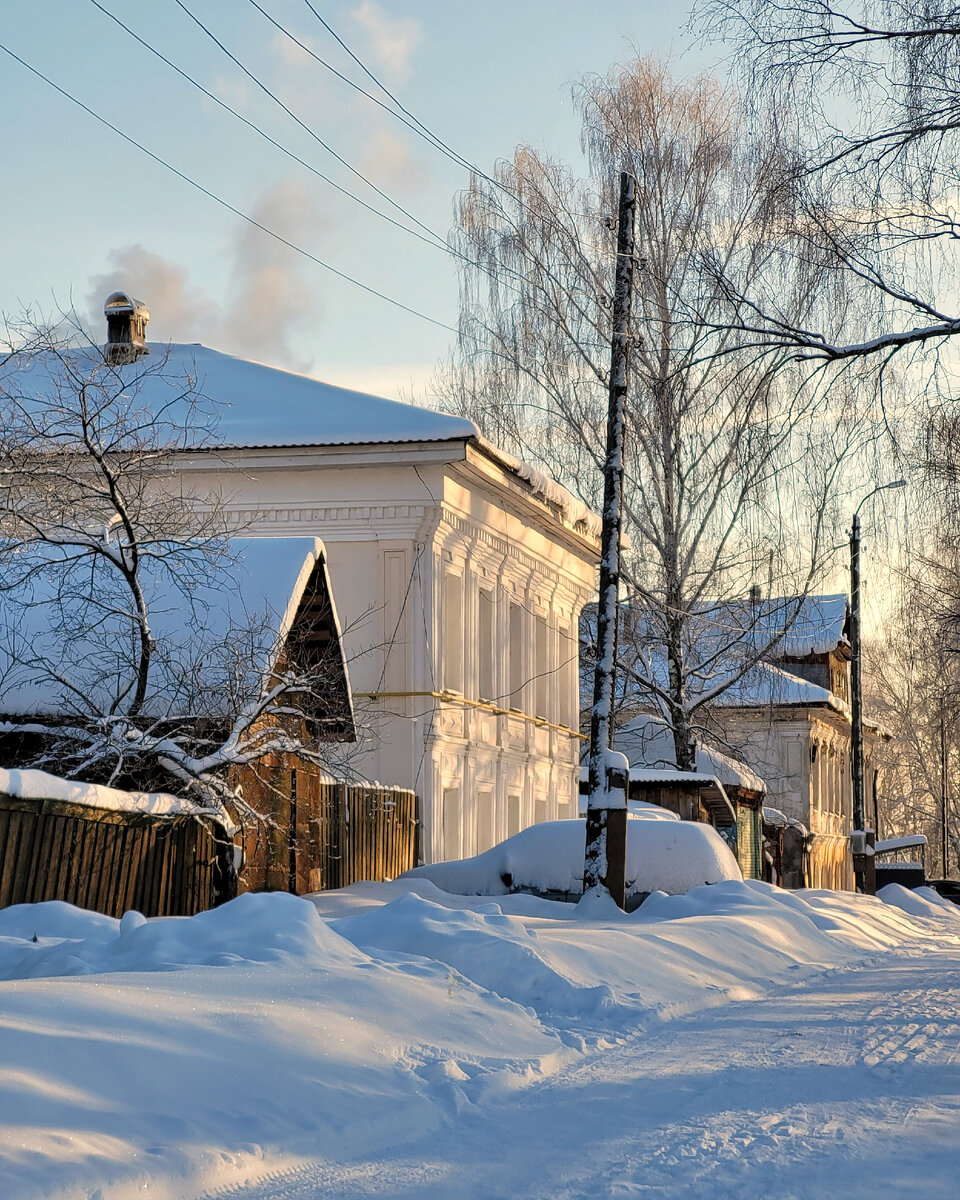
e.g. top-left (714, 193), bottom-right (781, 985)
top-left (404, 811), bottom-right (741, 906)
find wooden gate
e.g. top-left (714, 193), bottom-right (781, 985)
top-left (237, 763), bottom-right (419, 895)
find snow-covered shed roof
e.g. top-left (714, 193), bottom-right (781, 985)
top-left (1, 343), bottom-right (477, 450)
top-left (0, 536), bottom-right (353, 732)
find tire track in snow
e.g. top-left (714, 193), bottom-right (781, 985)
top-left (193, 951), bottom-right (960, 1200)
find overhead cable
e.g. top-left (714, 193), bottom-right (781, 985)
top-left (85, 0), bottom-right (449, 255)
top-left (0, 42), bottom-right (459, 334)
top-left (171, 0), bottom-right (444, 246)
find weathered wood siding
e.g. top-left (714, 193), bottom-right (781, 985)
top-left (237, 762), bottom-right (419, 894)
top-left (736, 803), bottom-right (763, 879)
top-left (0, 793), bottom-right (227, 917)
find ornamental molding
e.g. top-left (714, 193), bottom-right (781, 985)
top-left (227, 503), bottom-right (429, 537)
top-left (436, 510), bottom-right (594, 601)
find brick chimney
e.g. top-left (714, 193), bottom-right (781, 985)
top-left (103, 292), bottom-right (150, 365)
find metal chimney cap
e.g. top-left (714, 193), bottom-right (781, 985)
top-left (104, 291), bottom-right (150, 321)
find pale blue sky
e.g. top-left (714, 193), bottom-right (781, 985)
top-left (2, 0), bottom-right (707, 397)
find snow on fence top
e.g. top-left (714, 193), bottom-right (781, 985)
top-left (875, 835), bottom-right (928, 854)
top-left (0, 766), bottom-right (234, 834)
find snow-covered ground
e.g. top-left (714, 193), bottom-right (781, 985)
top-left (1, 880), bottom-right (959, 1199)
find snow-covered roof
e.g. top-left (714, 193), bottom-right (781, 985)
top-left (2, 343), bottom-right (478, 450)
top-left (746, 594), bottom-right (848, 657)
top-left (0, 766), bottom-right (235, 834)
top-left (582, 593), bottom-right (851, 721)
top-left (762, 806), bottom-right (808, 834)
top-left (711, 661), bottom-right (846, 714)
top-left (875, 835), bottom-right (927, 854)
top-left (696, 744), bottom-right (766, 793)
top-left (612, 713), bottom-right (767, 793)
top-left (3, 343), bottom-right (607, 551)
top-left (0, 536), bottom-right (352, 730)
top-left (627, 767), bottom-right (715, 784)
top-left (476, 438), bottom-right (603, 539)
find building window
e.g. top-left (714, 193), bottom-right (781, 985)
top-left (442, 787), bottom-right (461, 859)
top-left (535, 614), bottom-right (549, 719)
top-left (507, 793), bottom-right (522, 838)
top-left (509, 603), bottom-right (524, 710)
top-left (479, 588), bottom-right (495, 701)
top-left (559, 624), bottom-right (576, 729)
top-left (443, 574), bottom-right (462, 693)
top-left (477, 787), bottom-right (495, 852)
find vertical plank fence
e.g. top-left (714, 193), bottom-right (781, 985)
top-left (0, 793), bottom-right (231, 917)
top-left (238, 763), bottom-right (419, 895)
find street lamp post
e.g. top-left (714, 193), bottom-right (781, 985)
top-left (849, 479), bottom-right (906, 892)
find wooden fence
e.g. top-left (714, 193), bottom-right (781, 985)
top-left (0, 793), bottom-right (230, 917)
top-left (237, 763), bottom-right (419, 895)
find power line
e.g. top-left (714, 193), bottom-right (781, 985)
top-left (252, 0), bottom-right (479, 177)
top-left (288, 1), bottom-right (599, 308)
top-left (0, 41), bottom-right (458, 335)
top-left (169, 1), bottom-right (530, 295)
top-left (294, 1), bottom-right (514, 195)
top-left (100, 0), bottom-right (559, 310)
top-left (85, 0), bottom-right (449, 255)
top-left (84, 0), bottom-right (526, 298)
top-left (171, 0), bottom-right (445, 247)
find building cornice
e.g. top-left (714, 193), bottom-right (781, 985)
top-left (174, 438), bottom-right (470, 473)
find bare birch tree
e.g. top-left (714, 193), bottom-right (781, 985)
top-left (868, 565), bottom-right (960, 877)
top-left (692, 1), bottom-right (960, 366)
top-left (0, 315), bottom-right (356, 826)
top-left (442, 58), bottom-right (866, 768)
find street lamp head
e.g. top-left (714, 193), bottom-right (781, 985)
top-left (853, 479), bottom-right (908, 522)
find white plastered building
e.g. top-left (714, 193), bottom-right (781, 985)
top-left (132, 343), bottom-right (601, 864)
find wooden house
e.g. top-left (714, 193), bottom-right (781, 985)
top-left (0, 536), bottom-right (418, 913)
top-left (608, 713), bottom-right (767, 878)
top-left (586, 596), bottom-right (886, 890)
top-left (707, 596), bottom-right (888, 890)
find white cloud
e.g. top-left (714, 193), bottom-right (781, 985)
top-left (350, 2), bottom-right (421, 81)
top-left (360, 128), bottom-right (429, 192)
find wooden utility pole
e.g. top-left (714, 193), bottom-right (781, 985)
top-left (583, 171), bottom-right (637, 907)
top-left (849, 510), bottom-right (866, 893)
top-left (849, 480), bottom-right (905, 892)
top-left (941, 703), bottom-right (949, 879)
